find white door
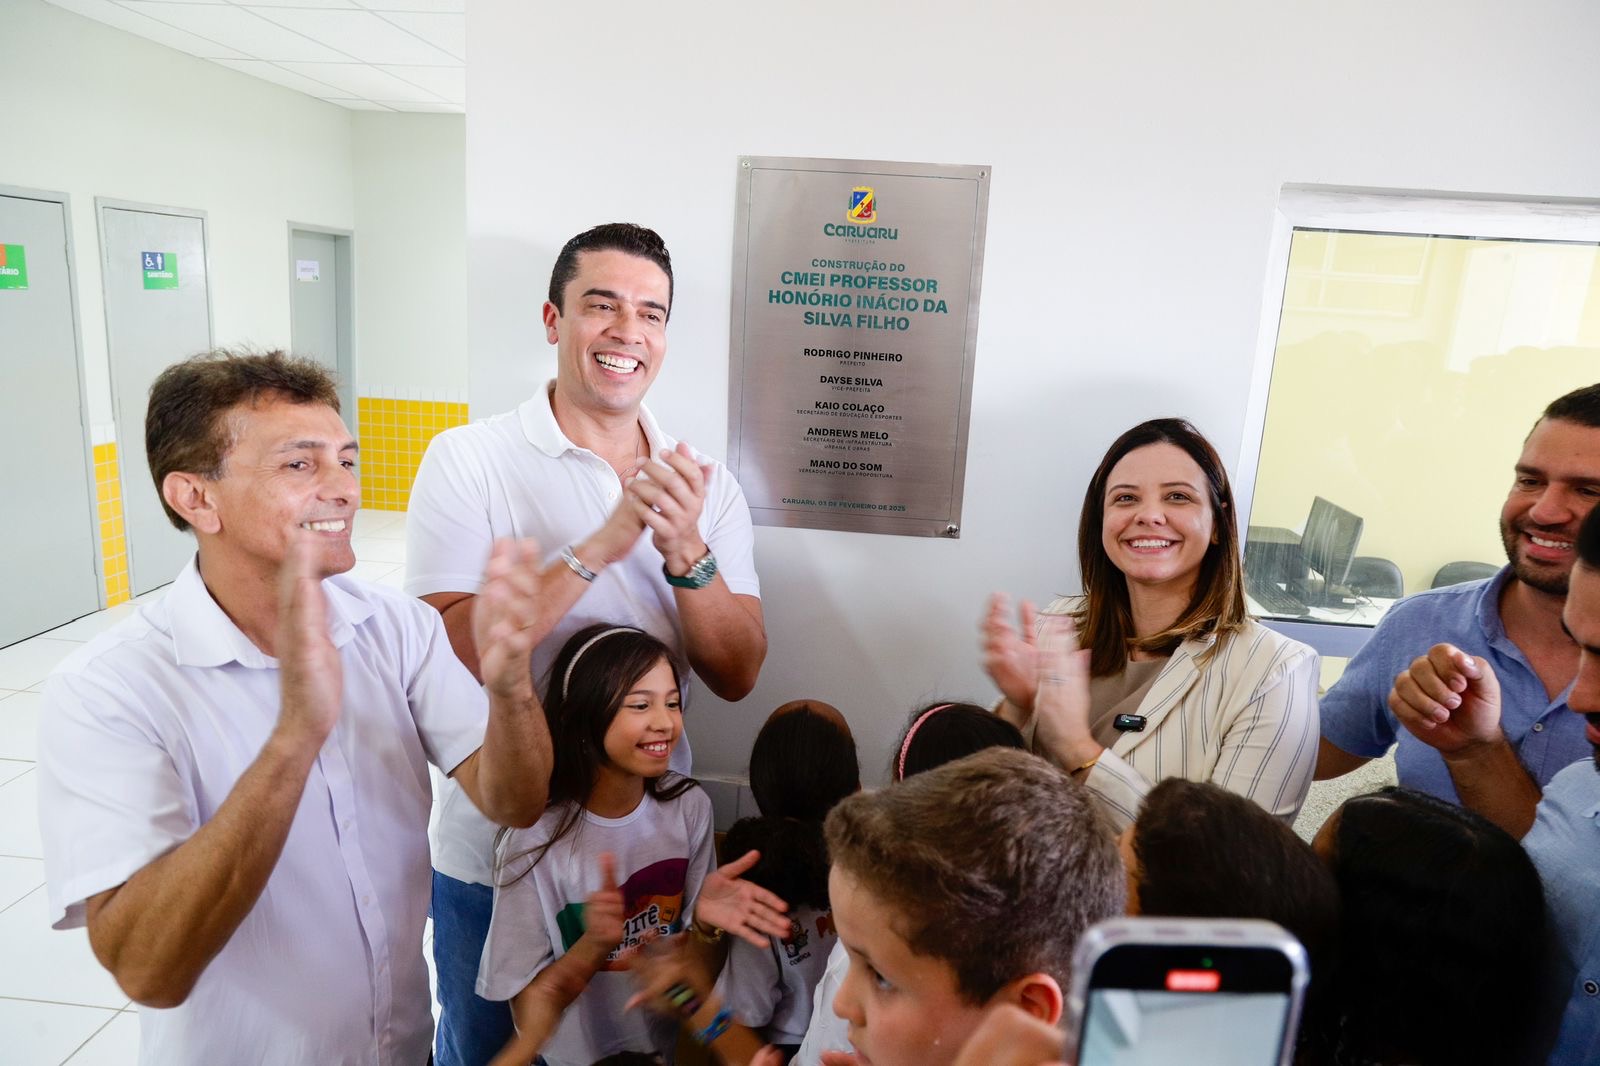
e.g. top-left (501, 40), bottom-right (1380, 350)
top-left (99, 203), bottom-right (212, 596)
top-left (0, 192), bottom-right (101, 647)
top-left (290, 229), bottom-right (352, 418)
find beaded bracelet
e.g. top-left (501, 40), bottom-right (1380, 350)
top-left (664, 982), bottom-right (702, 1017)
top-left (694, 1006), bottom-right (733, 1045)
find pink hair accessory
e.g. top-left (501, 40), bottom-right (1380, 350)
top-left (896, 703), bottom-right (954, 781)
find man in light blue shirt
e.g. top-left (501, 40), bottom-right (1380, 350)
top-left (1523, 758), bottom-right (1600, 1062)
top-left (1316, 384), bottom-right (1600, 802)
top-left (1386, 503), bottom-right (1600, 1062)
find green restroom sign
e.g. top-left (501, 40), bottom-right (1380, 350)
top-left (0, 244), bottom-right (27, 290)
top-left (142, 250), bottom-right (178, 290)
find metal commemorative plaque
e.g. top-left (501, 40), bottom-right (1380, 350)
top-left (728, 156), bottom-right (990, 537)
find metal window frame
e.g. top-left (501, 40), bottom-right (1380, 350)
top-left (1236, 185), bottom-right (1600, 657)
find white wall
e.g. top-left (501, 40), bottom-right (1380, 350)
top-left (2, 0), bottom-right (357, 433)
top-left (352, 112), bottom-right (468, 399)
top-left (466, 0), bottom-right (1600, 781)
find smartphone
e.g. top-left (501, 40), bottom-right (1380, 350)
top-left (1065, 917), bottom-right (1308, 1066)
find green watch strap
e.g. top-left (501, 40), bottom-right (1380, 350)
top-left (664, 550), bottom-right (718, 589)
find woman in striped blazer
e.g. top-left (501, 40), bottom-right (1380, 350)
top-left (982, 418), bottom-right (1320, 831)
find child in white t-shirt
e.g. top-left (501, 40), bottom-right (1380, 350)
top-left (476, 624), bottom-right (787, 1066)
top-left (715, 701), bottom-right (860, 1060)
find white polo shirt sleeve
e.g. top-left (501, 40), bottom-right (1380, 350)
top-left (703, 466), bottom-right (760, 600)
top-left (405, 426), bottom-right (496, 597)
top-left (399, 594), bottom-right (490, 776)
top-left (38, 668), bottom-right (199, 930)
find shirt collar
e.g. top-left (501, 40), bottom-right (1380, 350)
top-left (168, 555), bottom-right (375, 669)
top-left (1474, 565), bottom-right (1581, 707)
top-left (517, 379), bottom-right (672, 458)
top-left (1474, 566), bottom-right (1520, 650)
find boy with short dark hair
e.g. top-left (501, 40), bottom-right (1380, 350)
top-left (821, 748), bottom-right (1125, 1066)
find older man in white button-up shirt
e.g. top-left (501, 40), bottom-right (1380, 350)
top-left (37, 351), bottom-right (554, 1066)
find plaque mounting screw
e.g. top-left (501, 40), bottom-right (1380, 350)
top-left (944, 524), bottom-right (960, 537)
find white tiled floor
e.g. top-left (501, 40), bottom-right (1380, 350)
top-left (0, 509), bottom-right (414, 1065)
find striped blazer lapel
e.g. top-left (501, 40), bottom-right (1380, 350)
top-left (1108, 635), bottom-right (1212, 759)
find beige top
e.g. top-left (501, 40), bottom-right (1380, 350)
top-left (1087, 658), bottom-right (1167, 748)
top-left (1010, 596), bottom-right (1321, 832)
top-left (1021, 657), bottom-right (1168, 755)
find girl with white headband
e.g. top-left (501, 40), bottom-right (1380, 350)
top-left (474, 623), bottom-right (789, 1066)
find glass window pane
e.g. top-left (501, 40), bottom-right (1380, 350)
top-left (1245, 228), bottom-right (1600, 628)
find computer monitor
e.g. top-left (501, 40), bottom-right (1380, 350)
top-left (1295, 497), bottom-right (1363, 606)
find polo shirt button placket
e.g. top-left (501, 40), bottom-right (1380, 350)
top-left (1584, 979), bottom-right (1598, 997)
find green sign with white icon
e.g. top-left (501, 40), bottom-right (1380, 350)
top-left (0, 244), bottom-right (27, 290)
top-left (142, 250), bottom-right (178, 290)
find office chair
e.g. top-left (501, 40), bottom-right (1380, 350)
top-left (1431, 561), bottom-right (1499, 589)
top-left (1345, 556), bottom-right (1403, 599)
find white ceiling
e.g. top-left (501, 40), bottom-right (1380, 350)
top-left (43, 0), bottom-right (466, 113)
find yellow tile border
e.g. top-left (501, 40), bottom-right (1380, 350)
top-left (357, 395), bottom-right (469, 512)
top-left (85, 397), bottom-right (466, 597)
top-left (93, 442), bottom-right (130, 607)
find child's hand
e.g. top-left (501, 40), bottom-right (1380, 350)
top-left (622, 932), bottom-right (707, 1017)
top-left (694, 849), bottom-right (791, 948)
top-left (487, 1028), bottom-right (546, 1066)
top-left (577, 853), bottom-right (625, 960)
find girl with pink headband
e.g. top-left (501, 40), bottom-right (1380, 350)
top-left (893, 701), bottom-right (1027, 781)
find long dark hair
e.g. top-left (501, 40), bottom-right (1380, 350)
top-left (498, 624), bottom-right (696, 883)
top-left (1132, 779), bottom-right (1338, 948)
top-left (890, 701), bottom-right (1025, 782)
top-left (1305, 788), bottom-right (1547, 1066)
top-left (1075, 417), bottom-right (1248, 676)
top-left (722, 701), bottom-right (859, 911)
top-left (1131, 778), bottom-right (1339, 1058)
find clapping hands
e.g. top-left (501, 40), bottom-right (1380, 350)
top-left (1033, 613), bottom-right (1099, 769)
top-left (471, 538), bottom-right (544, 703)
top-left (982, 593), bottom-right (1042, 713)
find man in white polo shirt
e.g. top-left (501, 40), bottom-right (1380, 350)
top-left (406, 222), bottom-right (767, 1065)
top-left (37, 351), bottom-right (554, 1066)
